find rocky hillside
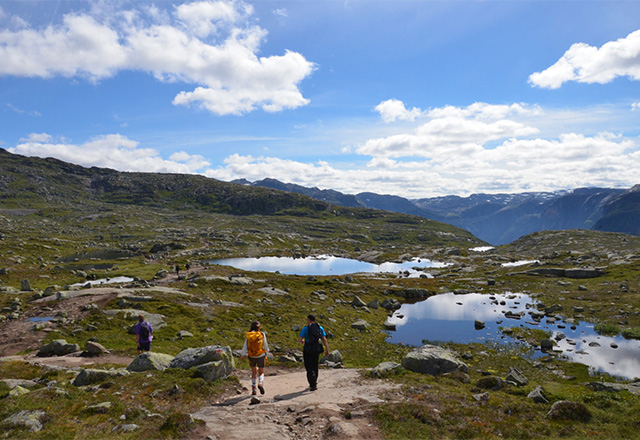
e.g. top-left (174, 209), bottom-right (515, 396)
top-left (0, 149), bottom-right (483, 253)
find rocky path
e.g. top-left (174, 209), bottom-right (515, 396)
top-left (192, 367), bottom-right (399, 440)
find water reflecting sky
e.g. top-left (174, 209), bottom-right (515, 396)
top-left (386, 292), bottom-right (640, 380)
top-left (210, 255), bottom-right (446, 277)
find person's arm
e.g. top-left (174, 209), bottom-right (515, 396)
top-left (262, 333), bottom-right (270, 355)
top-left (240, 339), bottom-right (248, 359)
top-left (298, 326), bottom-right (307, 345)
top-left (321, 335), bottom-right (330, 356)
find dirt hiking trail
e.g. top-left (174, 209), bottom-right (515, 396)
top-left (193, 367), bottom-right (399, 440)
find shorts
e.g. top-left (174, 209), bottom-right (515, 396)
top-left (138, 342), bottom-right (151, 352)
top-left (248, 355), bottom-right (266, 368)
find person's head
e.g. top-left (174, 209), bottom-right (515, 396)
top-left (138, 314), bottom-right (145, 323)
top-left (250, 321), bottom-right (261, 332)
top-left (307, 314), bottom-right (316, 323)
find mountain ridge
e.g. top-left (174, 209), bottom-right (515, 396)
top-left (237, 178), bottom-right (638, 245)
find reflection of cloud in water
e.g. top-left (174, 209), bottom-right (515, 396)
top-left (557, 334), bottom-right (640, 379)
top-left (385, 292), bottom-right (640, 380)
top-left (211, 256), bottom-right (446, 277)
top-left (501, 260), bottom-right (539, 267)
top-left (389, 293), bottom-right (529, 326)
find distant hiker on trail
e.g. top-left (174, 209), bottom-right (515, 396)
top-left (136, 314), bottom-right (153, 355)
top-left (298, 314), bottom-right (330, 391)
top-left (241, 321), bottom-right (270, 395)
top-left (175, 265), bottom-right (180, 277)
top-left (185, 262), bottom-right (191, 271)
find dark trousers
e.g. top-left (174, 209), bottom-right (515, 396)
top-left (303, 350), bottom-right (320, 387)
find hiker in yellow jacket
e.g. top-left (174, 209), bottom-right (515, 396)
top-left (241, 321), bottom-right (270, 395)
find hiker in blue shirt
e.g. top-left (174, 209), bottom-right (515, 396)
top-left (298, 314), bottom-right (330, 391)
top-left (136, 314), bottom-right (153, 354)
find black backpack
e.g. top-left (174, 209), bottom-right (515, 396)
top-left (305, 322), bottom-right (324, 354)
top-left (139, 322), bottom-right (150, 339)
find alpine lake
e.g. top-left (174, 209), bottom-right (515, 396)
top-left (211, 255), bottom-right (640, 380)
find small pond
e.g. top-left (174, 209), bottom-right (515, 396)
top-left (386, 292), bottom-right (640, 380)
top-left (209, 255), bottom-right (446, 277)
top-left (70, 276), bottom-right (135, 287)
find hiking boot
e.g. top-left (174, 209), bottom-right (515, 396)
top-left (252, 387), bottom-right (257, 396)
top-left (258, 383), bottom-right (265, 395)
top-left (310, 385), bottom-right (317, 391)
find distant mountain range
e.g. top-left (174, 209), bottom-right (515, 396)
top-left (235, 178), bottom-right (640, 245)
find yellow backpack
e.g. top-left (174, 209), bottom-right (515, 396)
top-left (246, 331), bottom-right (265, 357)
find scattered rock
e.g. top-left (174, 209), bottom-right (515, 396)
top-left (169, 345), bottom-right (234, 373)
top-left (84, 341), bottom-right (110, 357)
top-left (85, 402), bottom-right (112, 414)
top-left (8, 386), bottom-right (31, 397)
top-left (177, 330), bottom-right (194, 339)
top-left (474, 320), bottom-right (485, 330)
top-left (380, 298), bottom-right (401, 310)
top-left (37, 339), bottom-right (81, 357)
top-left (193, 360), bottom-right (233, 382)
top-left (351, 296), bottom-right (367, 307)
top-left (371, 361), bottom-right (402, 377)
top-left (476, 376), bottom-right (506, 390)
top-left (127, 352), bottom-right (175, 372)
top-left (505, 367), bottom-right (528, 386)
top-left (2, 410), bottom-right (46, 432)
top-left (351, 319), bottom-right (369, 330)
top-left (528, 385), bottom-right (549, 403)
top-left (73, 368), bottom-right (129, 386)
top-left (20, 279), bottom-right (32, 292)
top-left (402, 344), bottom-right (468, 375)
top-left (546, 400), bottom-right (591, 422)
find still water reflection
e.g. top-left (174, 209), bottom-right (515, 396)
top-left (386, 292), bottom-right (640, 380)
top-left (210, 255), bottom-right (446, 277)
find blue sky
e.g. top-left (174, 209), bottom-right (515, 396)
top-left (1, 0), bottom-right (639, 198)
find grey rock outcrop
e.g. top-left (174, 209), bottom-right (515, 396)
top-left (351, 319), bottom-right (369, 330)
top-left (2, 410), bottom-right (46, 432)
top-left (528, 385), bottom-right (549, 403)
top-left (73, 368), bottom-right (130, 386)
top-left (193, 360), bottom-right (232, 382)
top-left (402, 345), bottom-right (468, 375)
top-left (84, 341), bottom-right (109, 356)
top-left (371, 361), bottom-right (402, 377)
top-left (380, 298), bottom-right (401, 310)
top-left (20, 279), bottom-right (32, 292)
top-left (127, 352), bottom-right (175, 372)
top-left (505, 367), bottom-right (528, 386)
top-left (169, 345), bottom-right (234, 374)
top-left (37, 339), bottom-right (80, 357)
top-left (321, 350), bottom-right (343, 365)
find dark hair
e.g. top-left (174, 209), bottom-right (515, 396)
top-left (138, 314), bottom-right (145, 323)
top-left (307, 314), bottom-right (316, 322)
top-left (250, 321), bottom-right (261, 332)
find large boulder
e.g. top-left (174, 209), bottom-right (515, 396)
top-left (193, 360), bottom-right (233, 382)
top-left (73, 368), bottom-right (129, 386)
top-left (84, 341), bottom-right (109, 357)
top-left (37, 339), bottom-right (80, 357)
top-left (169, 345), bottom-right (234, 371)
top-left (2, 410), bottom-right (46, 432)
top-left (380, 298), bottom-right (401, 310)
top-left (127, 352), bottom-right (175, 372)
top-left (546, 400), bottom-right (591, 422)
top-left (402, 345), bottom-right (468, 375)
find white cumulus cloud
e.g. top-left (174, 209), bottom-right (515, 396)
top-left (529, 29), bottom-right (640, 89)
top-left (375, 99), bottom-right (424, 122)
top-left (9, 133), bottom-right (210, 173)
top-left (0, 1), bottom-right (314, 115)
